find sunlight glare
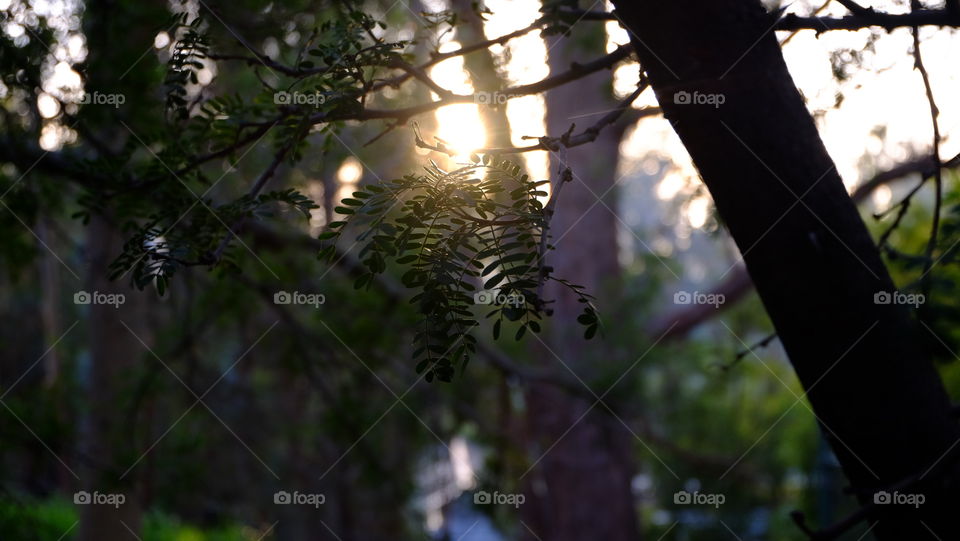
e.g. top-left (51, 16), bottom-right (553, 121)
top-left (430, 41), bottom-right (486, 158)
top-left (434, 104), bottom-right (486, 158)
top-left (154, 31), bottom-right (171, 49)
top-left (336, 157), bottom-right (363, 201)
top-left (873, 184), bottom-right (893, 211)
top-left (605, 1), bottom-right (641, 99)
top-left (655, 170), bottom-right (687, 201)
top-left (37, 92), bottom-right (60, 118)
top-left (685, 196), bottom-right (710, 229)
top-left (337, 157), bottom-right (362, 184)
top-left (486, 0), bottom-right (550, 182)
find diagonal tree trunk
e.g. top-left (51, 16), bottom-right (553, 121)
top-left (611, 1), bottom-right (960, 538)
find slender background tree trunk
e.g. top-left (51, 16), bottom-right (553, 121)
top-left (78, 214), bottom-right (145, 541)
top-left (521, 29), bottom-right (642, 541)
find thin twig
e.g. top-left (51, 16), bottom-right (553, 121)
top-left (781, 0), bottom-right (831, 46)
top-left (718, 331), bottom-right (778, 370)
top-left (875, 175), bottom-right (926, 248)
top-left (535, 164), bottom-right (573, 311)
top-left (835, 0), bottom-right (873, 16)
top-left (416, 83), bottom-right (653, 156)
top-left (370, 19), bottom-right (547, 92)
top-left (557, 6), bottom-right (960, 31)
top-left (911, 3), bottom-right (943, 301)
top-left (212, 144), bottom-right (292, 261)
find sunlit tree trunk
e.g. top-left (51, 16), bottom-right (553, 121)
top-left (451, 0), bottom-right (514, 149)
top-left (611, 1), bottom-right (960, 538)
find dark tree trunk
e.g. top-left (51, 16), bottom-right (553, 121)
top-left (611, 1), bottom-right (960, 538)
top-left (521, 31), bottom-right (641, 541)
top-left (78, 214), bottom-right (145, 541)
top-left (76, 1), bottom-right (171, 536)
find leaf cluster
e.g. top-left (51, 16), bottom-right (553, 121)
top-left (320, 154), bottom-right (598, 382)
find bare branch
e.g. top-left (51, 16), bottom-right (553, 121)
top-left (417, 81), bottom-right (655, 156)
top-left (777, 8), bottom-right (960, 32)
top-left (835, 0), bottom-right (874, 16)
top-left (911, 4), bottom-right (944, 301)
top-left (564, 6), bottom-right (960, 31)
top-left (212, 143), bottom-right (292, 262)
top-left (371, 18), bottom-right (546, 92)
top-left (351, 45), bottom-right (633, 122)
top-left (386, 57), bottom-right (454, 98)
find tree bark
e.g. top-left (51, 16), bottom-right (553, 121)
top-left (646, 156), bottom-right (940, 341)
top-left (451, 0), bottom-right (514, 149)
top-left (78, 214), bottom-right (145, 541)
top-left (520, 30), bottom-right (641, 541)
top-left (610, 1), bottom-right (960, 538)
top-left (75, 0), bottom-right (170, 536)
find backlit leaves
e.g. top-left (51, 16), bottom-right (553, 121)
top-left (320, 154), bottom-right (599, 382)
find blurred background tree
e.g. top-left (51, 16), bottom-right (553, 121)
top-left (2, 0), bottom-right (960, 540)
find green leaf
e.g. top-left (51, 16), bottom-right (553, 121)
top-left (484, 273), bottom-right (505, 289)
top-left (481, 260), bottom-right (499, 276)
top-left (584, 324), bottom-right (598, 340)
top-left (515, 324), bottom-right (526, 341)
